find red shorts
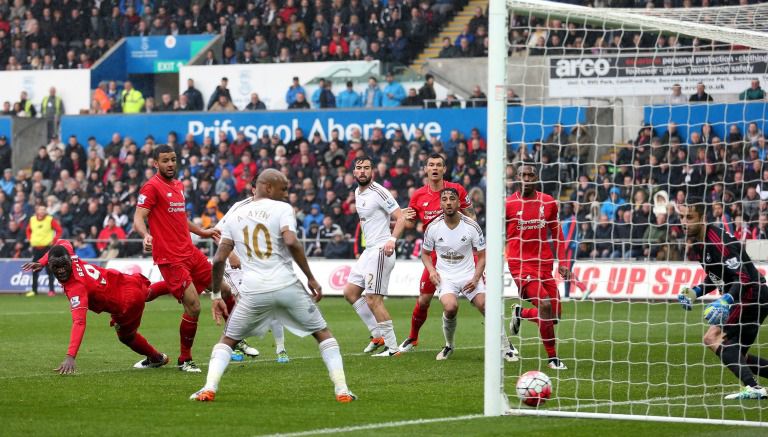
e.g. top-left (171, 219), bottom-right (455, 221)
top-left (158, 249), bottom-right (212, 301)
top-left (111, 274), bottom-right (151, 337)
top-left (512, 267), bottom-right (561, 319)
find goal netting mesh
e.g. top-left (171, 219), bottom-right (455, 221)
top-left (486, 0), bottom-right (768, 426)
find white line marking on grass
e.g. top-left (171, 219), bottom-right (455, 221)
top-left (257, 414), bottom-right (485, 437)
top-left (555, 392), bottom-right (726, 411)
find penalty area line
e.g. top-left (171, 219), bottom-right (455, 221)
top-left (257, 414), bottom-right (485, 437)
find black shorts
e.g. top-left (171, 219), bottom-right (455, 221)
top-left (723, 284), bottom-right (768, 349)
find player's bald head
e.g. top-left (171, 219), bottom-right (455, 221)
top-left (256, 168), bottom-right (285, 186)
top-left (255, 169), bottom-right (289, 200)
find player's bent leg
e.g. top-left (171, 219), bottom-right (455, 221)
top-left (345, 282), bottom-right (383, 352)
top-left (190, 335), bottom-right (240, 402)
top-left (146, 281), bottom-right (172, 302)
top-left (404, 269), bottom-right (436, 351)
top-left (437, 294), bottom-right (458, 360)
top-left (368, 294), bottom-right (400, 357)
top-left (311, 328), bottom-right (357, 403)
top-left (702, 325), bottom-right (724, 354)
top-left (179, 283), bottom-right (202, 372)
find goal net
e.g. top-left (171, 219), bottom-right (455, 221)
top-left (484, 0), bottom-right (768, 427)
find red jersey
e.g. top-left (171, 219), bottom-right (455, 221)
top-left (408, 181), bottom-right (471, 226)
top-left (505, 191), bottom-right (566, 275)
top-left (137, 174), bottom-right (195, 264)
top-left (61, 256), bottom-right (134, 357)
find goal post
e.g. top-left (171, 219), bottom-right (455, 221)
top-left (484, 0), bottom-right (768, 426)
top-left (484, 0), bottom-right (509, 417)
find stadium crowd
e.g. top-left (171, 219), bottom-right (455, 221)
top-left (0, 122), bottom-right (489, 261)
top-left (0, 0), bottom-right (470, 71)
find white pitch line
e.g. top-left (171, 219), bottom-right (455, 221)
top-left (256, 414), bottom-right (485, 437)
top-left (555, 391), bottom-right (726, 411)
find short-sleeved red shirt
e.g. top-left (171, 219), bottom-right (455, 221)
top-left (61, 257), bottom-right (131, 357)
top-left (505, 191), bottom-right (566, 275)
top-left (408, 181), bottom-right (471, 226)
top-left (137, 174), bottom-right (194, 264)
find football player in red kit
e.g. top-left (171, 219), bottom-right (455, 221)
top-left (506, 163), bottom-right (571, 370)
top-left (26, 241), bottom-right (168, 374)
top-left (133, 144), bottom-right (222, 373)
top-left (396, 153), bottom-right (521, 357)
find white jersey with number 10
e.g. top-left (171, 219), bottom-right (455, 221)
top-left (219, 197), bottom-right (299, 294)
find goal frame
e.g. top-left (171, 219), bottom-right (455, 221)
top-left (483, 0), bottom-right (768, 426)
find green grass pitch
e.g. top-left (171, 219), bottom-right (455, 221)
top-left (0, 295), bottom-right (762, 436)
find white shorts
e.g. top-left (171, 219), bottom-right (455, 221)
top-left (223, 281), bottom-right (326, 340)
top-left (347, 247), bottom-right (396, 296)
top-left (224, 268), bottom-right (243, 298)
top-left (437, 272), bottom-right (486, 303)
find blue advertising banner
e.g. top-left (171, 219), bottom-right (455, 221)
top-left (644, 102), bottom-right (768, 144)
top-left (0, 116), bottom-right (10, 141)
top-left (125, 35), bottom-right (214, 74)
top-left (61, 107), bottom-right (587, 148)
top-left (0, 259), bottom-right (105, 293)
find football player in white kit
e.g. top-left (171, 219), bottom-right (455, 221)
top-left (421, 187), bottom-right (490, 360)
top-left (221, 251), bottom-right (290, 363)
top-left (190, 169), bottom-right (356, 403)
top-left (343, 155), bottom-right (406, 357)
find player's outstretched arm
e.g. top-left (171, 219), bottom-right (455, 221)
top-left (59, 302), bottom-right (87, 375)
top-left (189, 220), bottom-right (221, 239)
top-left (133, 207), bottom-right (153, 252)
top-left (284, 227), bottom-right (322, 302)
top-left (210, 237), bottom-right (233, 324)
top-left (421, 248), bottom-right (440, 287)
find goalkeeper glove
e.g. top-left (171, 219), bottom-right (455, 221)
top-left (677, 286), bottom-right (703, 311)
top-left (703, 294), bottom-right (735, 326)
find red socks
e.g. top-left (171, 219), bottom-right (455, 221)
top-left (123, 333), bottom-right (161, 361)
top-left (179, 313), bottom-right (198, 363)
top-left (146, 281), bottom-right (171, 302)
top-left (520, 307), bottom-right (557, 358)
top-left (224, 295), bottom-right (236, 320)
top-left (409, 301), bottom-right (429, 340)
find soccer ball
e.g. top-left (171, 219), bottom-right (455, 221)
top-left (516, 370), bottom-right (552, 406)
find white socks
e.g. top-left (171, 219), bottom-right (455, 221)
top-left (378, 320), bottom-right (398, 350)
top-left (204, 343), bottom-right (233, 392)
top-left (271, 319), bottom-right (285, 353)
top-left (353, 297), bottom-right (380, 337)
top-left (443, 313), bottom-right (457, 348)
top-left (318, 338), bottom-right (348, 395)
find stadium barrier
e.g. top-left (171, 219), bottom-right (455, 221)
top-left (2, 258), bottom-right (760, 298)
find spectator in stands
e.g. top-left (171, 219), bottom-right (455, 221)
top-left (0, 135), bottom-right (10, 171)
top-left (757, 213), bottom-right (768, 240)
top-left (17, 91), bottom-right (35, 117)
top-left (245, 93), bottom-right (267, 110)
top-left (402, 88), bottom-right (422, 107)
top-left (120, 81), bottom-right (144, 114)
top-left (468, 85), bottom-right (487, 108)
top-left (438, 36), bottom-right (457, 58)
top-left (689, 82), bottom-right (713, 103)
top-left (506, 89), bottom-right (522, 106)
top-left (207, 77), bottom-right (232, 110)
top-left (26, 204), bottom-right (62, 296)
top-left (740, 79), bottom-right (765, 101)
top-left (303, 203), bottom-right (324, 232)
top-left (209, 94), bottom-right (237, 112)
top-left (337, 81), bottom-right (362, 108)
top-left (96, 216), bottom-right (126, 252)
top-left (667, 83), bottom-right (686, 105)
top-left (441, 93), bottom-right (461, 109)
top-left (324, 228), bottom-right (352, 258)
top-left (418, 74), bottom-right (437, 108)
top-left (283, 88), bottom-right (310, 109)
top-left (41, 87), bottom-right (64, 140)
top-left (382, 72), bottom-right (406, 107)
top-left (285, 76), bottom-right (306, 107)
top-left (601, 186), bottom-right (625, 221)
top-left (315, 78), bottom-right (337, 108)
top-left (362, 76), bottom-right (383, 108)
top-left (182, 78), bottom-right (204, 111)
